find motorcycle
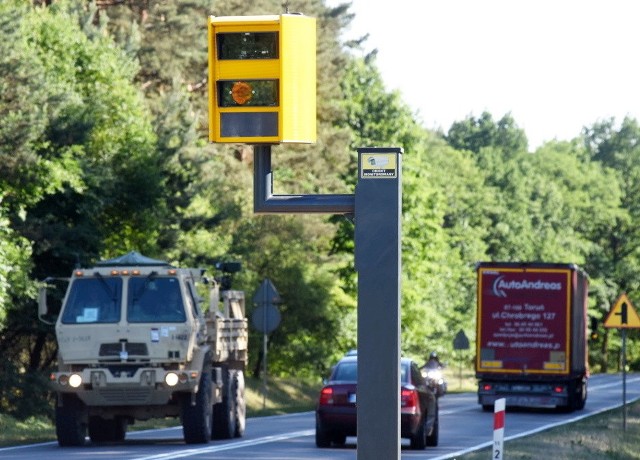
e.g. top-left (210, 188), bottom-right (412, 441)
top-left (421, 362), bottom-right (447, 397)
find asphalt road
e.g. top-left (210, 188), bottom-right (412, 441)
top-left (2, 373), bottom-right (638, 460)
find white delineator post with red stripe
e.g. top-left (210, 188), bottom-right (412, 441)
top-left (493, 398), bottom-right (505, 460)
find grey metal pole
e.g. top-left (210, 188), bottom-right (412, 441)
top-left (251, 144), bottom-right (403, 457)
top-left (355, 147), bottom-right (402, 460)
top-left (622, 328), bottom-right (627, 431)
top-left (253, 145), bottom-right (355, 214)
top-left (262, 331), bottom-right (267, 410)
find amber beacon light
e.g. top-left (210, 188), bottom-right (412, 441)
top-left (208, 14), bottom-right (317, 144)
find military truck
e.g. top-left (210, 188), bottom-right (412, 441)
top-left (38, 252), bottom-right (248, 446)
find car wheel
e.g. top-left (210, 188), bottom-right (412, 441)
top-left (315, 417), bottom-right (331, 448)
top-left (410, 415), bottom-right (427, 450)
top-left (332, 433), bottom-right (346, 446)
top-left (426, 403), bottom-right (439, 447)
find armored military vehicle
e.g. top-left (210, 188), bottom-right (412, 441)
top-left (39, 252), bottom-right (248, 446)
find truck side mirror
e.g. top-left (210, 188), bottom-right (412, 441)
top-left (38, 285), bottom-right (55, 325)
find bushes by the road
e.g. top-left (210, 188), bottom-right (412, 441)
top-left (0, 413), bottom-right (54, 446)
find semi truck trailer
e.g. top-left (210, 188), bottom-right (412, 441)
top-left (475, 262), bottom-right (589, 411)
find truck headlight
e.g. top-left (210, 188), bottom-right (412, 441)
top-left (68, 374), bottom-right (83, 388)
top-left (165, 372), bottom-right (179, 387)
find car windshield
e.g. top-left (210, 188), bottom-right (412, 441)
top-left (127, 277), bottom-right (187, 323)
top-left (61, 277), bottom-right (122, 324)
top-left (332, 360), bottom-right (410, 383)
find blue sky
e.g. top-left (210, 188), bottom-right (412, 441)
top-left (326, 0), bottom-right (640, 150)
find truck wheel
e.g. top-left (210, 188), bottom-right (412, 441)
top-left (212, 368), bottom-right (236, 439)
top-left (113, 417), bottom-right (127, 441)
top-left (182, 367), bottom-right (213, 444)
top-left (88, 416), bottom-right (126, 443)
top-left (55, 394), bottom-right (87, 447)
top-left (233, 370), bottom-right (246, 437)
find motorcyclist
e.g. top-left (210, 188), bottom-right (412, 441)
top-left (425, 351), bottom-right (443, 369)
top-left (421, 352), bottom-right (447, 397)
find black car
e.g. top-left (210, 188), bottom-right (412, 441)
top-left (315, 355), bottom-right (438, 449)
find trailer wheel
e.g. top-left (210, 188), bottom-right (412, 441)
top-left (233, 370), bottom-right (246, 437)
top-left (55, 394), bottom-right (87, 447)
top-left (576, 380), bottom-right (587, 410)
top-left (570, 379), bottom-right (587, 411)
top-left (182, 365), bottom-right (213, 444)
top-left (212, 368), bottom-right (236, 439)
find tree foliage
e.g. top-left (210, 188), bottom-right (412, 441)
top-left (0, 0), bottom-right (163, 418)
top-left (0, 0), bottom-right (639, 420)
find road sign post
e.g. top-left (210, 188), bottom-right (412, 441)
top-left (453, 329), bottom-right (470, 389)
top-left (604, 293), bottom-right (640, 431)
top-left (252, 279), bottom-right (281, 409)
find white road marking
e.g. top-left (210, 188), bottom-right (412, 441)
top-left (131, 430), bottom-right (315, 460)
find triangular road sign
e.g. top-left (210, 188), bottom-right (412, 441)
top-left (604, 293), bottom-right (640, 328)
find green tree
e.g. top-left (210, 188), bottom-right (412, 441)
top-left (442, 110), bottom-right (631, 372)
top-left (140, 0), bottom-right (360, 376)
top-left (332, 54), bottom-right (492, 361)
top-left (0, 0), bottom-right (164, 418)
top-left (582, 117), bottom-right (640, 371)
top-left (446, 111), bottom-right (528, 155)
top-left (228, 215), bottom-right (346, 377)
top-left (9, 0), bottom-right (164, 269)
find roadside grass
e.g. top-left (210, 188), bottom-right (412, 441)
top-left (244, 374), bottom-right (320, 416)
top-left (0, 414), bottom-right (55, 446)
top-left (442, 365), bottom-right (477, 393)
top-left (456, 399), bottom-right (640, 460)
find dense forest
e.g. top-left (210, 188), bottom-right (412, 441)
top-left (1, 0), bottom-right (639, 419)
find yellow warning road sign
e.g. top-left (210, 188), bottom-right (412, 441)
top-left (604, 293), bottom-right (640, 328)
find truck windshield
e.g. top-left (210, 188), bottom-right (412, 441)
top-left (127, 277), bottom-right (187, 323)
top-left (61, 278), bottom-right (122, 324)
